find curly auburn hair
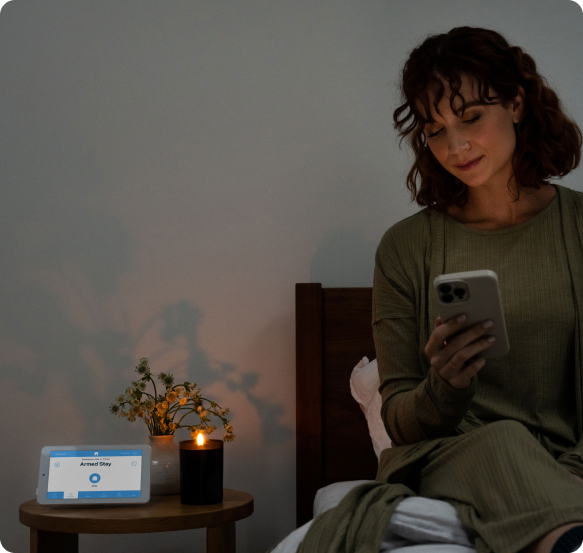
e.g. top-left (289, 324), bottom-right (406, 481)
top-left (393, 26), bottom-right (582, 212)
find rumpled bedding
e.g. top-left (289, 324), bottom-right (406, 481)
top-left (269, 480), bottom-right (476, 552)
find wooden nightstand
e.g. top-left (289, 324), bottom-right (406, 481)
top-left (19, 488), bottom-right (254, 553)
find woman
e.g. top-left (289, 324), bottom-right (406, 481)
top-left (298, 26), bottom-right (583, 553)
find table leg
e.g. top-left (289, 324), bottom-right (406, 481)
top-left (30, 528), bottom-right (78, 553)
top-left (207, 522), bottom-right (236, 553)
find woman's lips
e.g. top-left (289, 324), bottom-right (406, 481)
top-left (456, 156), bottom-right (483, 171)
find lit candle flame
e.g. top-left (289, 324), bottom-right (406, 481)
top-left (197, 433), bottom-right (205, 446)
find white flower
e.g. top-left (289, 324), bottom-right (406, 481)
top-left (166, 391), bottom-right (178, 404)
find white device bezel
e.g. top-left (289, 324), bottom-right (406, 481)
top-left (37, 444), bottom-right (151, 506)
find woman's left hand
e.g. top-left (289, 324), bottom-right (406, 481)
top-left (572, 474), bottom-right (583, 486)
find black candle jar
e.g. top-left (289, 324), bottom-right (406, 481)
top-left (179, 439), bottom-right (223, 505)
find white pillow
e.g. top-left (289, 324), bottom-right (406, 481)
top-left (350, 357), bottom-right (391, 458)
top-left (313, 480), bottom-right (373, 517)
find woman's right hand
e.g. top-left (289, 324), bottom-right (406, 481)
top-left (424, 315), bottom-right (497, 390)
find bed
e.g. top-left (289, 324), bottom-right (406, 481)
top-left (295, 283), bottom-right (377, 525)
top-left (270, 283), bottom-right (477, 553)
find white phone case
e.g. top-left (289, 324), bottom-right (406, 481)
top-left (433, 270), bottom-right (509, 359)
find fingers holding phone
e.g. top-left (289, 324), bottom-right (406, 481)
top-left (427, 315), bottom-right (496, 389)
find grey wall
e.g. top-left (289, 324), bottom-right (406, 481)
top-left (0, 1), bottom-right (581, 552)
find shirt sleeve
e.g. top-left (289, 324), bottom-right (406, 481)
top-left (373, 227), bottom-right (480, 446)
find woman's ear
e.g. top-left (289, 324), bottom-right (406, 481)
top-left (512, 85), bottom-right (526, 124)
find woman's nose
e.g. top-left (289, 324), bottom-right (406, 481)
top-left (448, 130), bottom-right (470, 153)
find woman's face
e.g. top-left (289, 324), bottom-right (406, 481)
top-left (421, 75), bottom-right (525, 192)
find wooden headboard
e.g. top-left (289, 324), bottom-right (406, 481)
top-left (295, 283), bottom-right (378, 526)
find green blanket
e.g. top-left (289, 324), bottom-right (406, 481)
top-left (296, 481), bottom-right (414, 553)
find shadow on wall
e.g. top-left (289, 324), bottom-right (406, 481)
top-left (0, 116), bottom-right (290, 550)
top-left (145, 300), bottom-right (292, 446)
top-left (0, 121), bottom-right (136, 443)
top-left (309, 228), bottom-right (378, 287)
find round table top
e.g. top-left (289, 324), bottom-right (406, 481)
top-left (19, 489), bottom-right (254, 534)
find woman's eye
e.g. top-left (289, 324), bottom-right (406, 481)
top-left (427, 115), bottom-right (480, 139)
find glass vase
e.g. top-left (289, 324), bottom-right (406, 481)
top-left (148, 434), bottom-right (180, 495)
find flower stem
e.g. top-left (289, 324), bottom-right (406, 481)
top-left (147, 375), bottom-right (158, 405)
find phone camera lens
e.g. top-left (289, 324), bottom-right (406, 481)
top-left (439, 284), bottom-right (452, 293)
top-left (453, 288), bottom-right (466, 299)
top-left (441, 294), bottom-right (454, 303)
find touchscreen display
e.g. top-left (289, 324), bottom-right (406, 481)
top-left (47, 449), bottom-right (142, 499)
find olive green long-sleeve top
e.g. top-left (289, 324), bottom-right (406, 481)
top-left (373, 183), bottom-right (583, 475)
top-left (296, 184), bottom-right (583, 553)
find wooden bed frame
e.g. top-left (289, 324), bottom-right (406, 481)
top-left (295, 283), bottom-right (378, 526)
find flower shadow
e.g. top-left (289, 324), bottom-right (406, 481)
top-left (145, 299), bottom-right (292, 446)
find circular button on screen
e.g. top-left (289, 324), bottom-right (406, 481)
top-left (89, 473), bottom-right (101, 483)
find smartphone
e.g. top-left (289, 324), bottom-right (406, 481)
top-left (433, 270), bottom-right (509, 359)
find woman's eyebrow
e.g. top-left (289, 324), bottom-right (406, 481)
top-left (453, 100), bottom-right (486, 114)
top-left (424, 100), bottom-right (488, 125)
